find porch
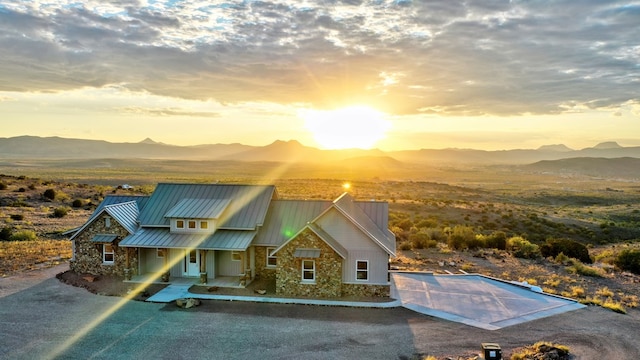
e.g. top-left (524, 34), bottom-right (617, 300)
top-left (125, 273), bottom-right (249, 288)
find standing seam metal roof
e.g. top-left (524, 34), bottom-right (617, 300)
top-left (164, 198), bottom-right (231, 219)
top-left (119, 227), bottom-right (255, 250)
top-left (137, 183), bottom-right (275, 229)
top-left (252, 200), bottom-right (332, 246)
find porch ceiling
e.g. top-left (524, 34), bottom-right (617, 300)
top-left (119, 227), bottom-right (255, 250)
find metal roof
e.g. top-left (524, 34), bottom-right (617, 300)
top-left (70, 200), bottom-right (140, 240)
top-left (91, 234), bottom-right (118, 243)
top-left (137, 183), bottom-right (275, 229)
top-left (293, 248), bottom-right (320, 258)
top-left (104, 201), bottom-right (139, 234)
top-left (252, 200), bottom-right (332, 246)
top-left (305, 223), bottom-right (347, 258)
top-left (330, 193), bottom-right (396, 256)
top-left (119, 228), bottom-right (255, 250)
top-left (88, 195), bottom-right (149, 219)
top-left (164, 198), bottom-right (231, 219)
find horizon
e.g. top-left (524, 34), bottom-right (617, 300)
top-left (1, 134), bottom-right (634, 152)
top-left (1, 1), bottom-right (639, 151)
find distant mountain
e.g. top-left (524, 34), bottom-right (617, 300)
top-left (537, 144), bottom-right (573, 152)
top-left (0, 136), bottom-right (639, 165)
top-left (523, 157), bottom-right (640, 179)
top-left (591, 141), bottom-right (622, 150)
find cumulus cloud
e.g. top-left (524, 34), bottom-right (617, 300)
top-left (0, 0), bottom-right (638, 116)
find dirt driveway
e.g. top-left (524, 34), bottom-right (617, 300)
top-left (1, 266), bottom-right (639, 359)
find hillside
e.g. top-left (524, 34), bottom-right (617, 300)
top-left (523, 157), bottom-right (640, 179)
top-left (2, 136), bottom-right (640, 165)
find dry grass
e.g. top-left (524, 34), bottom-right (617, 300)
top-left (0, 240), bottom-right (72, 276)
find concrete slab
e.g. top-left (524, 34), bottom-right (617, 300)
top-left (146, 283), bottom-right (401, 308)
top-left (391, 272), bottom-right (585, 330)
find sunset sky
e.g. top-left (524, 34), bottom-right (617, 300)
top-left (1, 1), bottom-right (639, 151)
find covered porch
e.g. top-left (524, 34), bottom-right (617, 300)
top-left (119, 227), bottom-right (257, 287)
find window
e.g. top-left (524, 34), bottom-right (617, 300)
top-left (302, 260), bottom-right (315, 282)
top-left (200, 221), bottom-right (208, 229)
top-left (103, 244), bottom-right (114, 264)
top-left (157, 248), bottom-right (165, 258)
top-left (231, 251), bottom-right (242, 261)
top-left (266, 247), bottom-right (277, 267)
top-left (188, 220), bottom-right (196, 229)
top-left (104, 216), bottom-right (111, 228)
top-left (356, 260), bottom-right (369, 281)
top-left (176, 220), bottom-right (184, 229)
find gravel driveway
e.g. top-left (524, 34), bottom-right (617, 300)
top-left (1, 266), bottom-right (639, 359)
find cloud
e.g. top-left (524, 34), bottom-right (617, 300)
top-left (118, 106), bottom-right (220, 117)
top-left (0, 0), bottom-right (638, 117)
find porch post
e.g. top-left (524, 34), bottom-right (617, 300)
top-left (124, 248), bottom-right (131, 280)
top-left (199, 250), bottom-right (208, 284)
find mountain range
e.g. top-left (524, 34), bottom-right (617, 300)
top-left (1, 135), bottom-right (639, 165)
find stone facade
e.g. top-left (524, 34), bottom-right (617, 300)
top-left (70, 214), bottom-right (138, 277)
top-left (254, 246), bottom-right (276, 280)
top-left (276, 229), bottom-right (342, 298)
top-left (341, 283), bottom-right (390, 298)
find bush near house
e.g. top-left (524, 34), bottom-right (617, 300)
top-left (52, 207), bottom-right (69, 218)
top-left (614, 248), bottom-right (640, 274)
top-left (540, 238), bottom-right (592, 264)
top-left (9, 230), bottom-right (37, 241)
top-left (507, 236), bottom-right (540, 259)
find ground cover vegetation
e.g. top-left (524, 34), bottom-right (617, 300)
top-left (1, 160), bottom-right (639, 314)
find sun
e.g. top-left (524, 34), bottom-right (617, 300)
top-left (300, 106), bottom-right (391, 150)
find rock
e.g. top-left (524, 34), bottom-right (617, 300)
top-left (82, 275), bottom-right (97, 282)
top-left (176, 298), bottom-right (201, 309)
top-left (438, 261), bottom-right (445, 267)
top-left (255, 289), bottom-right (267, 295)
top-left (449, 261), bottom-right (456, 267)
top-left (207, 286), bottom-right (219, 292)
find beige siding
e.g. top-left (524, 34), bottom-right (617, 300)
top-left (205, 250), bottom-right (216, 278)
top-left (142, 248), bottom-right (164, 274)
top-left (169, 249), bottom-right (183, 277)
top-left (216, 250), bottom-right (243, 276)
top-left (316, 209), bottom-right (390, 284)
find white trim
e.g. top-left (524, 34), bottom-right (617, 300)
top-left (103, 244), bottom-right (114, 264)
top-left (356, 260), bottom-right (369, 281)
top-left (231, 251), bottom-right (242, 261)
top-left (266, 247), bottom-right (277, 268)
top-left (301, 259), bottom-right (315, 283)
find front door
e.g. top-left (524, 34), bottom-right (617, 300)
top-left (184, 249), bottom-right (200, 276)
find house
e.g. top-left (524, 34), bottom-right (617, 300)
top-left (70, 183), bottom-right (395, 298)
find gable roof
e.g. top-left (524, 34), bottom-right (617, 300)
top-left (137, 183), bottom-right (276, 229)
top-left (252, 200), bottom-right (332, 246)
top-left (70, 200), bottom-right (140, 240)
top-left (87, 195), bottom-right (149, 219)
top-left (316, 193), bottom-right (396, 256)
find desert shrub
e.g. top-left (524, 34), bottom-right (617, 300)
top-left (540, 238), bottom-right (591, 263)
top-left (567, 259), bottom-right (604, 277)
top-left (52, 207), bottom-right (69, 218)
top-left (554, 252), bottom-right (570, 264)
top-left (398, 241), bottom-right (412, 251)
top-left (511, 342), bottom-right (570, 360)
top-left (10, 214), bottom-right (24, 221)
top-left (614, 248), bottom-right (640, 274)
top-left (602, 298), bottom-right (626, 314)
top-left (0, 182), bottom-right (7, 190)
top-left (17, 187), bottom-right (26, 192)
top-left (447, 225), bottom-right (475, 250)
top-left (43, 188), bottom-right (56, 200)
top-left (595, 287), bottom-right (614, 298)
top-left (0, 227), bottom-right (13, 241)
top-left (28, 183), bottom-right (36, 190)
top-left (507, 236), bottom-right (540, 259)
top-left (409, 232), bottom-right (437, 249)
top-left (570, 286), bottom-right (585, 298)
top-left (483, 230), bottom-right (507, 250)
top-left (72, 199), bottom-right (84, 208)
top-left (9, 230), bottom-right (37, 241)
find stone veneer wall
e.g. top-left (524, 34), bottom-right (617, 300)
top-left (341, 283), bottom-right (390, 297)
top-left (70, 214), bottom-right (138, 277)
top-left (254, 246), bottom-right (276, 280)
top-left (276, 229), bottom-right (342, 298)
